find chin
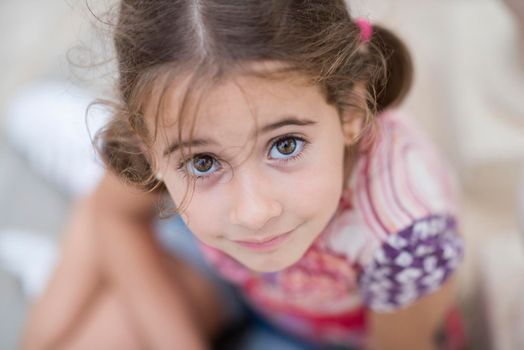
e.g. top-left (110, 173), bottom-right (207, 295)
top-left (239, 247), bottom-right (305, 273)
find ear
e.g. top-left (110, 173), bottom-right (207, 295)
top-left (341, 113), bottom-right (364, 146)
top-left (340, 81), bottom-right (367, 146)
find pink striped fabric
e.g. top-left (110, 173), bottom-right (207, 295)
top-left (340, 110), bottom-right (459, 254)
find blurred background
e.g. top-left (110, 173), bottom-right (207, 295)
top-left (1, 0), bottom-right (523, 349)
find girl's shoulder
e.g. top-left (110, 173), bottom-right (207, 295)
top-left (325, 109), bottom-right (460, 236)
top-left (320, 109), bottom-right (465, 311)
top-left (351, 108), bottom-right (460, 235)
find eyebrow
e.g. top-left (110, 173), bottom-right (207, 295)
top-left (163, 116), bottom-right (317, 157)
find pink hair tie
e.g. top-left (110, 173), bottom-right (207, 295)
top-left (356, 18), bottom-right (373, 43)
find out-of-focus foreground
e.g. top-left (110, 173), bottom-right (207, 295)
top-left (1, 0), bottom-right (523, 349)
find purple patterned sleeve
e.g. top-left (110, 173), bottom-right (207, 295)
top-left (357, 215), bottom-right (464, 312)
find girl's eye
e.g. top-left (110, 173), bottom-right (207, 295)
top-left (192, 155), bottom-right (214, 172)
top-left (269, 136), bottom-right (306, 160)
top-left (183, 154), bottom-right (221, 178)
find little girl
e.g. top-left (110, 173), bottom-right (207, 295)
top-left (22, 1), bottom-right (465, 349)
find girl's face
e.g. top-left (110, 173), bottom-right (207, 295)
top-left (151, 68), bottom-right (355, 272)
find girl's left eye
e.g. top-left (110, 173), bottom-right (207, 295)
top-left (268, 136), bottom-right (307, 160)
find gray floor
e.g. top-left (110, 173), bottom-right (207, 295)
top-left (0, 139), bottom-right (69, 235)
top-left (0, 135), bottom-right (70, 349)
top-left (0, 268), bottom-right (26, 350)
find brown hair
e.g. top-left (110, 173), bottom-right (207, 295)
top-left (96, 0), bottom-right (413, 209)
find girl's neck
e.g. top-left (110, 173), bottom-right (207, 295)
top-left (342, 144), bottom-right (360, 188)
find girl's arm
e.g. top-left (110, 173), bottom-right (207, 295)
top-left (22, 197), bottom-right (104, 350)
top-left (366, 277), bottom-right (457, 350)
top-left (90, 172), bottom-right (215, 350)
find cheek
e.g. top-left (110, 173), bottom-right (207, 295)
top-left (285, 146), bottom-right (345, 218)
top-left (298, 166), bottom-right (343, 214)
top-left (166, 183), bottom-right (226, 240)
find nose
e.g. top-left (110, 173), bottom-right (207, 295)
top-left (228, 169), bottom-right (283, 231)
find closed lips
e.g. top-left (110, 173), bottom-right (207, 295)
top-left (235, 231), bottom-right (292, 250)
top-left (235, 232), bottom-right (290, 244)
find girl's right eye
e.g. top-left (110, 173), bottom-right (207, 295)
top-left (178, 154), bottom-right (222, 180)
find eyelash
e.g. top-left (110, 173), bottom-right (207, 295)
top-left (176, 134), bottom-right (310, 182)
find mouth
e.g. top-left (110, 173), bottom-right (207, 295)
top-left (233, 231), bottom-right (293, 251)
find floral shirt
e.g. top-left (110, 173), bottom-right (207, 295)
top-left (197, 110), bottom-right (465, 348)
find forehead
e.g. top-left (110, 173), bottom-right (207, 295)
top-left (145, 62), bottom-right (331, 145)
top-left (195, 78), bottom-right (315, 115)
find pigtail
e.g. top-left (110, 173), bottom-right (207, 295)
top-left (368, 25), bottom-right (413, 112)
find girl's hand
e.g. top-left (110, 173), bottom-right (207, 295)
top-left (365, 276), bottom-right (457, 350)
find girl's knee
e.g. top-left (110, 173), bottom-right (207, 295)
top-left (64, 288), bottom-right (144, 350)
